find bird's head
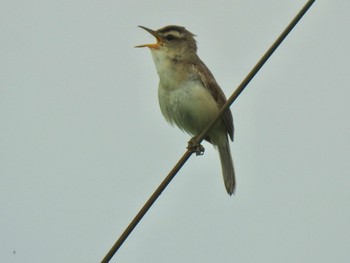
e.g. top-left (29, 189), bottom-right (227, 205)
top-left (136, 25), bottom-right (197, 56)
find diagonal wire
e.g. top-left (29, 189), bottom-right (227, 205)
top-left (101, 1), bottom-right (315, 262)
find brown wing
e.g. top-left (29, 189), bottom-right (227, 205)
top-left (193, 58), bottom-right (234, 141)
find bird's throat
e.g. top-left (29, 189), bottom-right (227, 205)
top-left (150, 50), bottom-right (188, 89)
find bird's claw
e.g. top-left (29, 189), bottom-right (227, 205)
top-left (187, 138), bottom-right (205, 156)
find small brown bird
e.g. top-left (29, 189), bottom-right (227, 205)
top-left (137, 25), bottom-right (236, 195)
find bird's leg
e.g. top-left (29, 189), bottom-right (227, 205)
top-left (187, 137), bottom-right (205, 156)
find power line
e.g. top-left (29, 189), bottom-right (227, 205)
top-left (101, 1), bottom-right (316, 262)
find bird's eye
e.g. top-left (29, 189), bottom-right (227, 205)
top-left (165, 34), bottom-right (176, 41)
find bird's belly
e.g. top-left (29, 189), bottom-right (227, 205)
top-left (158, 81), bottom-right (219, 136)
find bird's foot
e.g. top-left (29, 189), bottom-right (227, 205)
top-left (187, 138), bottom-right (205, 156)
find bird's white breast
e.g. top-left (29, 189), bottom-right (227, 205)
top-left (150, 48), bottom-right (220, 136)
top-left (158, 77), bottom-right (219, 136)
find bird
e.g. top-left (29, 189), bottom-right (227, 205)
top-left (136, 25), bottom-right (236, 195)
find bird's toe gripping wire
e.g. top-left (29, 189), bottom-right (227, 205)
top-left (187, 137), bottom-right (205, 156)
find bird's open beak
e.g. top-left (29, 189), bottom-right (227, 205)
top-left (135, 26), bottom-right (162, 49)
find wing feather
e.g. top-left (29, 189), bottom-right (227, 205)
top-left (192, 59), bottom-right (234, 141)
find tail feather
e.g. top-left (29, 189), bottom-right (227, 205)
top-left (218, 140), bottom-right (235, 195)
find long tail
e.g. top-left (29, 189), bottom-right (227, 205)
top-left (218, 139), bottom-right (236, 195)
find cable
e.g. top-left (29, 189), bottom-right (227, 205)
top-left (101, 1), bottom-right (316, 262)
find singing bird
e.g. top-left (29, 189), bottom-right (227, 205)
top-left (137, 25), bottom-right (236, 195)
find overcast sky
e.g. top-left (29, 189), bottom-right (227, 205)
top-left (1, 0), bottom-right (350, 262)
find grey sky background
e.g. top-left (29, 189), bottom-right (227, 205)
top-left (1, 0), bottom-right (350, 262)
